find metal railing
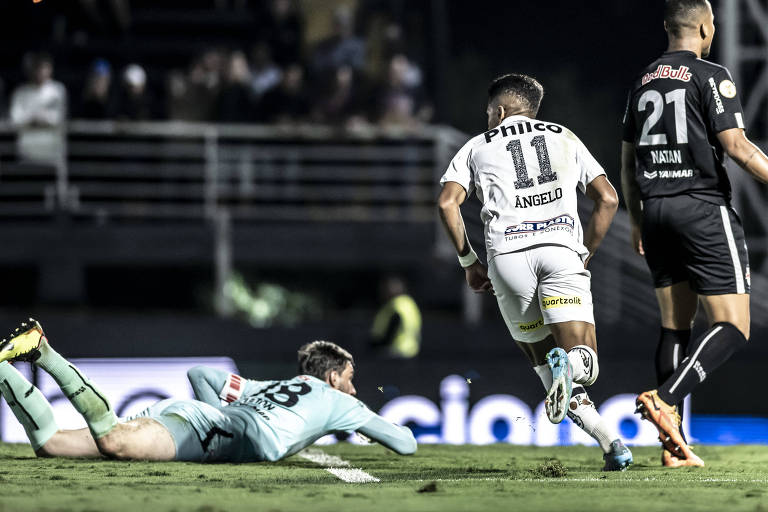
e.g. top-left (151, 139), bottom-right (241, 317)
top-left (0, 119), bottom-right (468, 313)
top-left (0, 120), bottom-right (468, 223)
top-left (2, 120), bottom-right (765, 326)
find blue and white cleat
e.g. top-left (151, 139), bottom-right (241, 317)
top-left (602, 439), bottom-right (633, 471)
top-left (544, 347), bottom-right (572, 424)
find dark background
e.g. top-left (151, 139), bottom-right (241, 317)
top-left (0, 0), bottom-right (765, 419)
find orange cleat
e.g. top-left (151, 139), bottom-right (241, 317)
top-left (662, 448), bottom-right (704, 468)
top-left (636, 390), bottom-right (703, 466)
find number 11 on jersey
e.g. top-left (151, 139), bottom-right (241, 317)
top-left (506, 135), bottom-right (558, 190)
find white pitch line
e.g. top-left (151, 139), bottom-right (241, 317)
top-left (298, 449), bottom-right (380, 483)
top-left (326, 468), bottom-right (380, 483)
top-left (414, 477), bottom-right (768, 484)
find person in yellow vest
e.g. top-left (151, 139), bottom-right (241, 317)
top-left (370, 276), bottom-right (422, 359)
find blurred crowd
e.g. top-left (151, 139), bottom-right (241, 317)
top-left (1, 1), bottom-right (432, 135)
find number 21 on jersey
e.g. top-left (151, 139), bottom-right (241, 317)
top-left (638, 88), bottom-right (687, 146)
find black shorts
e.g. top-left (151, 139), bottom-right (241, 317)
top-left (642, 195), bottom-right (750, 295)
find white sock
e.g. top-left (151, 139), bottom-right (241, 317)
top-left (533, 364), bottom-right (552, 390)
top-left (567, 345), bottom-right (598, 385)
top-left (567, 386), bottom-right (616, 453)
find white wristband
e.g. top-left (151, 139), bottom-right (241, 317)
top-left (458, 248), bottom-right (479, 268)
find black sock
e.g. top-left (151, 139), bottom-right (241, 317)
top-left (658, 322), bottom-right (747, 405)
top-left (655, 327), bottom-right (691, 434)
top-left (655, 328), bottom-right (691, 384)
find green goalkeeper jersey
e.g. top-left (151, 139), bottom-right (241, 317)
top-left (182, 367), bottom-right (416, 462)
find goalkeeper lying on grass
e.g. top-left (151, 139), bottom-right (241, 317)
top-left (0, 319), bottom-right (416, 461)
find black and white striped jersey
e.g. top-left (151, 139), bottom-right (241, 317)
top-left (622, 50), bottom-right (745, 204)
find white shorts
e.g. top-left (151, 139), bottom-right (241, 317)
top-left (488, 245), bottom-right (594, 343)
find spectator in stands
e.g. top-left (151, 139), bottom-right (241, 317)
top-left (257, 0), bottom-right (303, 66)
top-left (311, 65), bottom-right (366, 126)
top-left (259, 63), bottom-right (308, 124)
top-left (375, 54), bottom-right (432, 128)
top-left (365, 20), bottom-right (409, 83)
top-left (310, 6), bottom-right (365, 78)
top-left (166, 70), bottom-right (195, 121)
top-left (199, 49), bottom-right (225, 92)
top-left (370, 275), bottom-right (422, 359)
top-left (250, 43), bottom-right (282, 99)
top-left (9, 52), bottom-right (67, 165)
top-left (77, 59), bottom-right (115, 119)
top-left (217, 51), bottom-right (256, 123)
top-left (114, 64), bottom-right (155, 120)
top-left (183, 50), bottom-right (225, 121)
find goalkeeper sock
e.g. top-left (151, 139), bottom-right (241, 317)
top-left (0, 362), bottom-right (59, 450)
top-left (35, 341), bottom-right (117, 439)
top-left (658, 322), bottom-right (747, 406)
top-left (655, 327), bottom-right (690, 438)
top-left (566, 385), bottom-right (616, 454)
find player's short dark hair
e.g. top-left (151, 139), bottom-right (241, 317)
top-left (487, 74), bottom-right (544, 116)
top-left (298, 340), bottom-right (354, 380)
top-left (664, 0), bottom-right (710, 37)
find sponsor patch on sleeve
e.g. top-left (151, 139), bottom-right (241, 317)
top-left (719, 79), bottom-right (737, 99)
top-left (541, 296), bottom-right (582, 309)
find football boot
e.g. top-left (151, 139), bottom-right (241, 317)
top-left (544, 347), bottom-right (572, 424)
top-left (602, 439), bottom-right (633, 471)
top-left (0, 319), bottom-right (45, 364)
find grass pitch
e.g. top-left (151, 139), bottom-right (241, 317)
top-left (2, 442), bottom-right (767, 512)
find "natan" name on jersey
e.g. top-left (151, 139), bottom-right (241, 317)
top-left (650, 149), bottom-right (682, 164)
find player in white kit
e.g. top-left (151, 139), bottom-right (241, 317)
top-left (438, 74), bottom-right (632, 470)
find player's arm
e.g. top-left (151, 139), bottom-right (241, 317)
top-left (701, 69), bottom-right (768, 181)
top-left (583, 175), bottom-right (619, 267)
top-left (717, 128), bottom-right (768, 184)
top-left (437, 181), bottom-right (492, 293)
top-left (620, 141), bottom-right (644, 255)
top-left (356, 414), bottom-right (417, 455)
top-left (187, 366), bottom-right (238, 406)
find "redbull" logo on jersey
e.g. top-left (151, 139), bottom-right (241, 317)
top-left (641, 65), bottom-right (692, 85)
top-left (504, 214), bottom-right (575, 235)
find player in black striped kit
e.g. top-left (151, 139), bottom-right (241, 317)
top-left (621, 0), bottom-right (768, 467)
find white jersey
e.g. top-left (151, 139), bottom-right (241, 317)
top-left (440, 115), bottom-right (605, 260)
